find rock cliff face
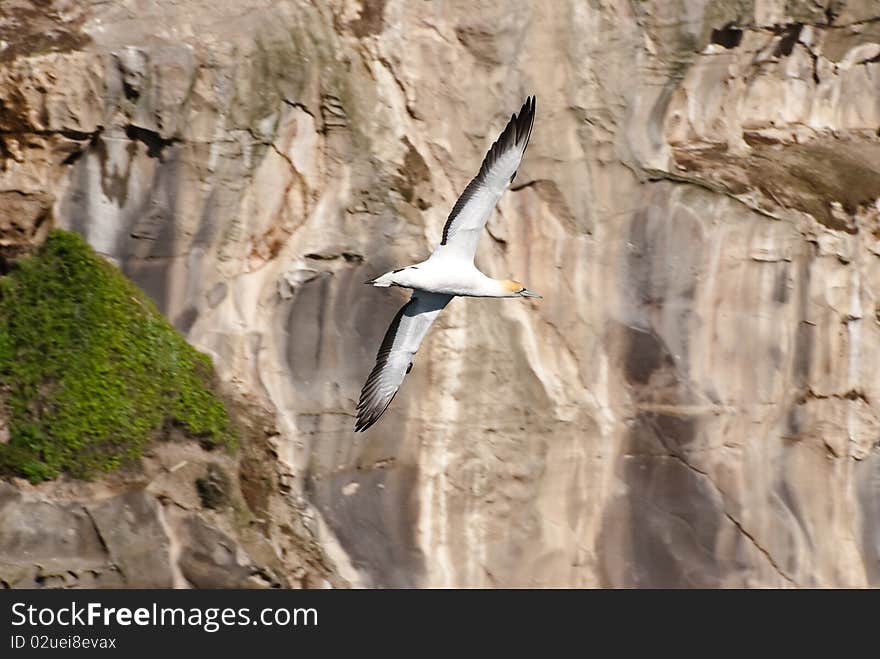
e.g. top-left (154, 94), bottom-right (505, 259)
top-left (0, 390), bottom-right (342, 589)
top-left (2, 0), bottom-right (880, 587)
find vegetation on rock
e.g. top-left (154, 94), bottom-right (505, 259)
top-left (0, 230), bottom-right (235, 483)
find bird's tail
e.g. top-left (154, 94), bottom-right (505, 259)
top-left (365, 271), bottom-right (394, 287)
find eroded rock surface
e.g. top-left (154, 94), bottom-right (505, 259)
top-left (1, 0), bottom-right (880, 587)
top-left (0, 429), bottom-right (342, 589)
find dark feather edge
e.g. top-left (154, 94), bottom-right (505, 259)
top-left (440, 96), bottom-right (536, 246)
top-left (354, 297), bottom-right (414, 432)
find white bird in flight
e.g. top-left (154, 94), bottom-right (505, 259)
top-left (355, 96), bottom-right (539, 432)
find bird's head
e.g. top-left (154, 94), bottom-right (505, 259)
top-left (503, 279), bottom-right (542, 298)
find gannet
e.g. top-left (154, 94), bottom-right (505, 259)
top-left (355, 96), bottom-right (539, 432)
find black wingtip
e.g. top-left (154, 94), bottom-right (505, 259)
top-left (514, 95), bottom-right (536, 146)
top-left (354, 411), bottom-right (369, 432)
top-left (353, 412), bottom-right (378, 433)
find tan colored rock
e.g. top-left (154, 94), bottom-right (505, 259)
top-left (0, 428), bottom-right (342, 588)
top-left (1, 0), bottom-right (880, 587)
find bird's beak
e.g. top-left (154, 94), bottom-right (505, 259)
top-left (364, 278), bottom-right (376, 285)
top-left (520, 288), bottom-right (542, 298)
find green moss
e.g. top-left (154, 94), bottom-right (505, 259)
top-left (0, 230), bottom-right (236, 483)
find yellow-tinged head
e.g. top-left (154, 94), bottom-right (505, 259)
top-left (502, 279), bottom-right (542, 298)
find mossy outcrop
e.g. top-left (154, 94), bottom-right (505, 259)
top-left (0, 230), bottom-right (235, 483)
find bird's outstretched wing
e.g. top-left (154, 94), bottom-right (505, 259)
top-left (355, 291), bottom-right (453, 432)
top-left (431, 96), bottom-right (535, 263)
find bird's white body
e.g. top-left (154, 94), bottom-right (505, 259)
top-left (370, 256), bottom-right (522, 298)
top-left (355, 97), bottom-right (539, 432)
